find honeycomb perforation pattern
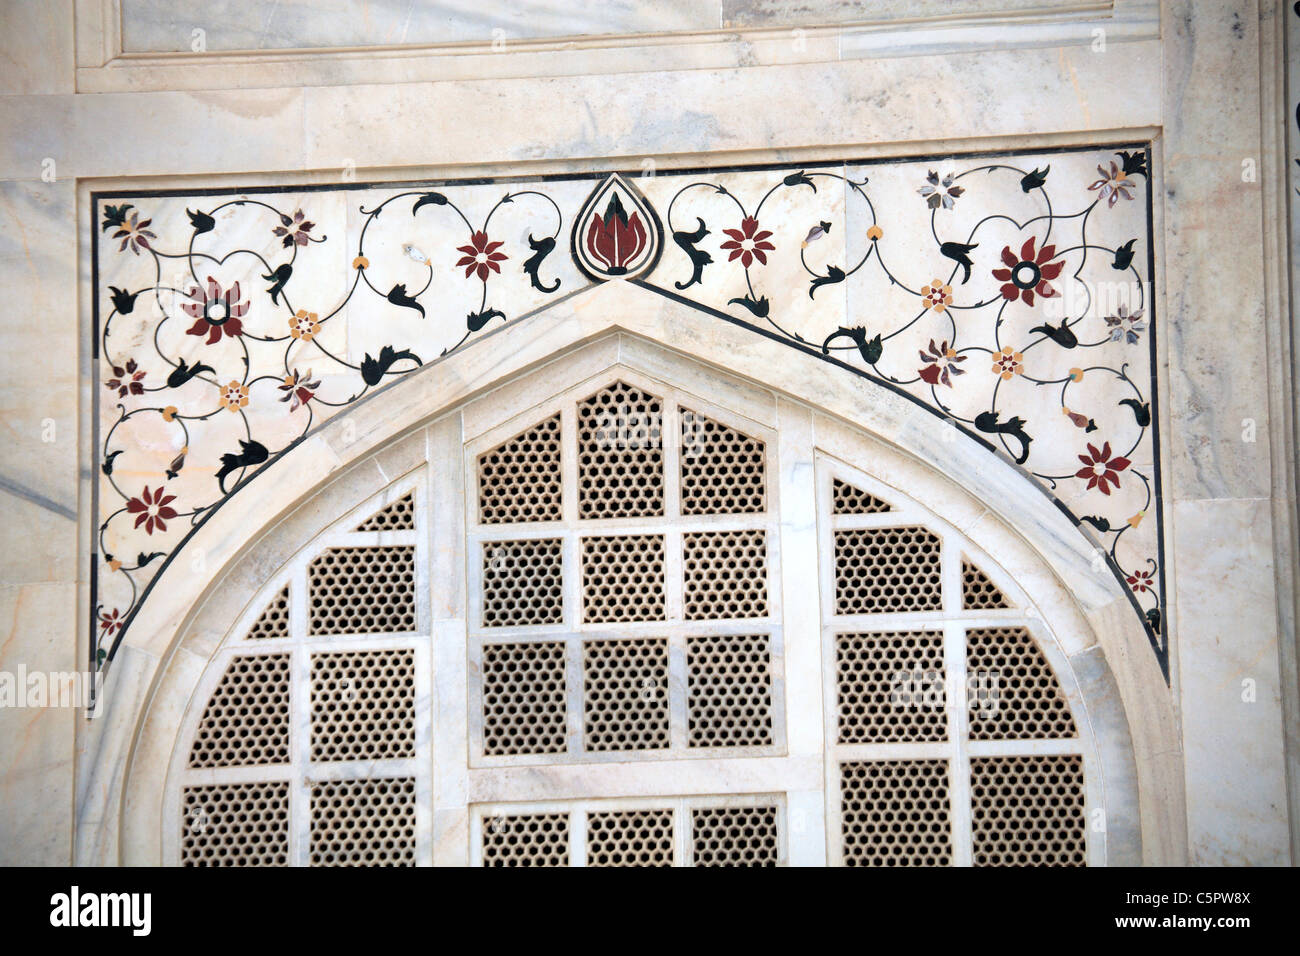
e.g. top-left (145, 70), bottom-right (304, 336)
top-left (835, 632), bottom-right (947, 744)
top-left (310, 648), bottom-right (416, 762)
top-left (966, 627), bottom-right (1077, 740)
top-left (482, 641), bottom-right (568, 755)
top-left (687, 634), bottom-right (773, 747)
top-left (691, 806), bottom-right (779, 867)
top-left (962, 559), bottom-right (1010, 609)
top-left (577, 381), bottom-right (664, 519)
top-left (683, 530), bottom-right (769, 620)
top-left (482, 812), bottom-right (570, 867)
top-left (310, 777), bottom-right (416, 866)
top-left (832, 478), bottom-right (892, 514)
top-left (580, 534), bottom-right (665, 623)
top-left (482, 538), bottom-right (564, 627)
top-left (583, 638), bottom-right (670, 752)
top-left (355, 493), bottom-right (415, 532)
top-left (245, 586), bottom-right (289, 640)
top-left (189, 653), bottom-right (291, 768)
top-left (679, 408), bottom-right (766, 515)
top-left (478, 415), bottom-right (563, 524)
top-left (587, 809), bottom-right (675, 867)
top-left (308, 546), bottom-right (416, 635)
top-left (840, 760), bottom-right (953, 867)
top-left (181, 782), bottom-right (289, 867)
top-left (970, 755), bottom-right (1086, 866)
top-left (833, 526), bottom-right (943, 614)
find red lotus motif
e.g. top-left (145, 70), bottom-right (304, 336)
top-left (585, 194), bottom-right (647, 275)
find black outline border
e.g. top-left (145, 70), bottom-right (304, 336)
top-left (569, 172), bottom-right (665, 283)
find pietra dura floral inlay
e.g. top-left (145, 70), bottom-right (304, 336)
top-left (92, 144), bottom-right (1165, 698)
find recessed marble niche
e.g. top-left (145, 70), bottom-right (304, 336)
top-left (92, 145), bottom-right (1165, 701)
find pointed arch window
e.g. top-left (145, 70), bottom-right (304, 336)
top-left (164, 351), bottom-right (1102, 867)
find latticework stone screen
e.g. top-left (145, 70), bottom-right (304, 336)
top-left (169, 390), bottom-right (1097, 868)
top-left (835, 631), bottom-right (947, 744)
top-left (834, 526), bottom-right (944, 614)
top-left (181, 781), bottom-right (291, 867)
top-left (687, 634), bottom-right (774, 748)
top-left (477, 415), bottom-right (563, 524)
top-left (970, 756), bottom-right (1087, 866)
top-left (355, 493), bottom-right (416, 532)
top-left (840, 760), bottom-right (953, 867)
top-left (481, 640), bottom-right (568, 756)
top-left (482, 538), bottom-right (564, 627)
top-left (586, 809), bottom-right (675, 867)
top-left (188, 653), bottom-right (291, 768)
top-left (171, 480), bottom-right (429, 866)
top-left (309, 546), bottom-right (417, 636)
top-left (468, 378), bottom-right (784, 766)
top-left (309, 648), bottom-right (417, 762)
top-left (245, 587), bottom-right (290, 641)
top-left (99, 150), bottom-right (1158, 870)
top-left (310, 777), bottom-right (417, 867)
top-left (473, 797), bottom-right (785, 867)
top-left (823, 467), bottom-right (1090, 867)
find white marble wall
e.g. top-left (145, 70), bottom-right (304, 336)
top-left (1281, 0), bottom-right (1300, 868)
top-left (1159, 0), bottom-right (1292, 865)
top-left (0, 173), bottom-right (79, 865)
top-left (115, 0), bottom-right (1097, 53)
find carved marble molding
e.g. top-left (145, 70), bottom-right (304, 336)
top-left (91, 143), bottom-right (1165, 708)
top-left (72, 0), bottom-right (1159, 94)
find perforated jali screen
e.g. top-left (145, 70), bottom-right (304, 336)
top-left (825, 471), bottom-right (1088, 867)
top-left (469, 381), bottom-right (783, 768)
top-left (475, 798), bottom-right (785, 867)
top-left (175, 483), bottom-right (426, 866)
top-left (172, 382), bottom-right (1096, 868)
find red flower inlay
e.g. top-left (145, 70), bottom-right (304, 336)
top-left (1088, 162), bottom-right (1136, 208)
top-left (1074, 441), bottom-right (1131, 496)
top-left (278, 368), bottom-right (320, 412)
top-left (991, 237), bottom-right (1065, 306)
top-left (917, 339), bottom-right (966, 388)
top-left (105, 358), bottom-right (146, 398)
top-left (272, 208), bottom-right (315, 248)
top-left (182, 276), bottom-right (249, 344)
top-left (1127, 569), bottom-right (1154, 593)
top-left (125, 485), bottom-right (178, 535)
top-left (113, 212), bottom-right (156, 255)
top-left (455, 230), bottom-right (508, 281)
top-left (720, 216), bottom-right (776, 269)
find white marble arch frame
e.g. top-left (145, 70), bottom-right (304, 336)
top-left (90, 279), bottom-right (1181, 865)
